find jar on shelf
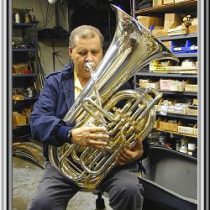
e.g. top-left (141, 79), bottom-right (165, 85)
top-left (179, 138), bottom-right (188, 154)
top-left (187, 141), bottom-right (196, 156)
top-left (15, 12), bottom-right (20, 24)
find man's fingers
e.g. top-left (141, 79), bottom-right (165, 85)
top-left (87, 139), bottom-right (108, 146)
top-left (116, 155), bottom-right (127, 165)
top-left (89, 133), bottom-right (109, 141)
top-left (118, 149), bottom-right (131, 159)
top-left (88, 126), bottom-right (108, 133)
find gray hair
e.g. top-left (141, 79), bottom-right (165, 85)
top-left (69, 25), bottom-right (104, 48)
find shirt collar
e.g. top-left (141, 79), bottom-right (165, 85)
top-left (74, 70), bottom-right (83, 92)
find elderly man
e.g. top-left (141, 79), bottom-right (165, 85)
top-left (28, 25), bottom-right (145, 210)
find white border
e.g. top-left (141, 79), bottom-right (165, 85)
top-left (1, 0), bottom-right (208, 210)
top-left (199, 0), bottom-right (208, 210)
top-left (0, 0), bottom-right (7, 209)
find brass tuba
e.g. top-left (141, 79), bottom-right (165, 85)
top-left (48, 5), bottom-right (178, 190)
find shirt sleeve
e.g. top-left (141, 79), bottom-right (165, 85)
top-left (30, 74), bottom-right (74, 147)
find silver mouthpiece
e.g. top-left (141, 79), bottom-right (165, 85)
top-left (84, 62), bottom-right (95, 72)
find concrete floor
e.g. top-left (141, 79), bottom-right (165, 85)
top-left (13, 156), bottom-right (112, 210)
top-left (12, 156), bottom-right (184, 210)
top-left (12, 142), bottom-right (197, 210)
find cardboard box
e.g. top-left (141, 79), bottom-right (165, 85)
top-left (185, 79), bottom-right (198, 92)
top-left (185, 84), bottom-right (198, 92)
top-left (193, 98), bottom-right (198, 106)
top-left (12, 112), bottom-right (27, 128)
top-left (164, 0), bottom-right (175, 4)
top-left (159, 79), bottom-right (171, 90)
top-left (158, 118), bottom-right (178, 132)
top-left (175, 0), bottom-right (188, 3)
top-left (187, 106), bottom-right (198, 116)
top-left (152, 28), bottom-right (168, 37)
top-left (159, 79), bottom-right (185, 91)
top-left (178, 122), bottom-right (194, 135)
top-left (188, 18), bottom-right (198, 33)
top-left (139, 79), bottom-right (159, 89)
top-left (153, 0), bottom-right (163, 6)
top-left (170, 80), bottom-right (185, 91)
top-left (194, 125), bottom-right (198, 136)
top-left (164, 13), bottom-right (182, 29)
top-left (13, 63), bottom-right (28, 74)
top-left (137, 16), bottom-right (163, 29)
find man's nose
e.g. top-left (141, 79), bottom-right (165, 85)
top-left (85, 52), bottom-right (94, 61)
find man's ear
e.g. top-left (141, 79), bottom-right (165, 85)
top-left (68, 48), bottom-right (72, 57)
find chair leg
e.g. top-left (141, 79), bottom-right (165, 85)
top-left (95, 192), bottom-right (106, 210)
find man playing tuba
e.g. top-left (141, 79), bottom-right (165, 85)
top-left (28, 25), bottom-right (147, 210)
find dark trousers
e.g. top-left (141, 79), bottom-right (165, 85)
top-left (27, 162), bottom-right (144, 210)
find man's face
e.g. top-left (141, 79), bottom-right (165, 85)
top-left (69, 35), bottom-right (103, 81)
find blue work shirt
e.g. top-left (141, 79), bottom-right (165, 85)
top-left (30, 65), bottom-right (76, 158)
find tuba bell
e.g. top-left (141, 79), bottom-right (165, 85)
top-left (48, 4), bottom-right (178, 191)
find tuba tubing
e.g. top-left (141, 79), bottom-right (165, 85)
top-left (48, 4), bottom-right (178, 190)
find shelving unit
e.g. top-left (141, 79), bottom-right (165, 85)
top-left (133, 0), bottom-right (198, 156)
top-left (135, 0), bottom-right (197, 15)
top-left (12, 21), bottom-right (39, 140)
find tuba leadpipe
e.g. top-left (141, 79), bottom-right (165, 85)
top-left (48, 4), bottom-right (178, 190)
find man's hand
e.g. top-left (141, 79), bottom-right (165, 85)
top-left (116, 139), bottom-right (144, 165)
top-left (71, 126), bottom-right (109, 149)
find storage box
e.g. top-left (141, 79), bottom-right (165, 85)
top-left (189, 25), bottom-right (198, 33)
top-left (171, 40), bottom-right (187, 53)
top-left (163, 0), bottom-right (174, 4)
top-left (171, 39), bottom-right (198, 53)
top-left (137, 16), bottom-right (163, 29)
top-left (164, 13), bottom-right (182, 29)
top-left (157, 117), bottom-right (178, 132)
top-left (185, 84), bottom-right (198, 92)
top-left (168, 99), bottom-right (189, 115)
top-left (152, 28), bottom-right (168, 37)
top-left (185, 79), bottom-right (198, 92)
top-left (157, 99), bottom-right (173, 113)
top-left (185, 40), bottom-right (198, 53)
top-left (157, 99), bottom-right (189, 114)
top-left (193, 124), bottom-right (198, 136)
top-left (178, 121), bottom-right (195, 135)
top-left (193, 98), bottom-right (198, 106)
top-left (13, 63), bottom-right (29, 74)
top-left (12, 112), bottom-right (27, 128)
top-left (153, 0), bottom-right (163, 6)
top-left (187, 106), bottom-right (198, 116)
top-left (189, 18), bottom-right (198, 33)
top-left (170, 80), bottom-right (185, 91)
top-left (159, 79), bottom-right (185, 92)
top-left (175, 0), bottom-right (188, 2)
top-left (159, 79), bottom-right (171, 90)
top-left (139, 79), bottom-right (159, 89)
top-left (168, 24), bottom-right (188, 36)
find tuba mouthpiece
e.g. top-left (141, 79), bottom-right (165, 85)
top-left (84, 61), bottom-right (95, 72)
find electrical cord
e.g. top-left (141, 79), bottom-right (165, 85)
top-left (55, 54), bottom-right (65, 67)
